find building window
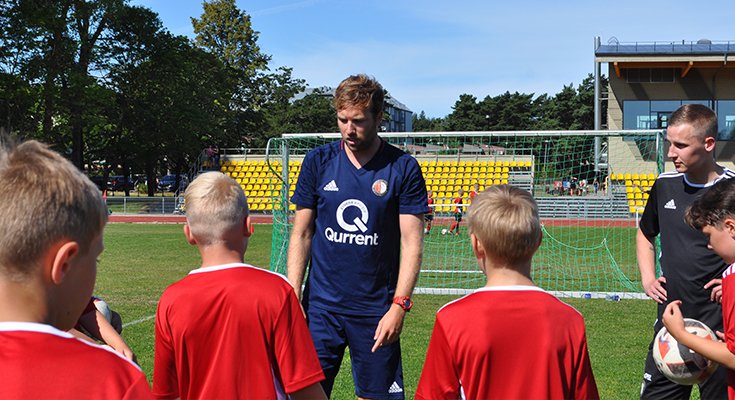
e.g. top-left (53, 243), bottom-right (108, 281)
top-left (624, 99), bottom-right (735, 140)
top-left (718, 100), bottom-right (735, 140)
top-left (625, 68), bottom-right (676, 83)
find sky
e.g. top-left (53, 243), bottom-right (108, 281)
top-left (129, 0), bottom-right (734, 118)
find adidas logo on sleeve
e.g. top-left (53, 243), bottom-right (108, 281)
top-left (323, 180), bottom-right (339, 192)
top-left (664, 199), bottom-right (676, 210)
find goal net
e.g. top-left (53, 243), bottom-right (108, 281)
top-left (265, 130), bottom-right (664, 299)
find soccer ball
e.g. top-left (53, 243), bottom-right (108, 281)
top-left (652, 318), bottom-right (719, 385)
top-left (441, 228), bottom-right (448, 235)
top-left (93, 297), bottom-right (113, 323)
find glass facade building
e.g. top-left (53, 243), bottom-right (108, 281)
top-left (623, 100), bottom-right (735, 140)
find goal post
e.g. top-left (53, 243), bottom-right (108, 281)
top-left (266, 129), bottom-right (665, 299)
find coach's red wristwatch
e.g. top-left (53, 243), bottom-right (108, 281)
top-left (393, 296), bottom-right (413, 312)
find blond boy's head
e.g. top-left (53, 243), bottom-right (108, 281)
top-left (184, 172), bottom-right (249, 246)
top-left (0, 139), bottom-right (107, 281)
top-left (467, 185), bottom-right (541, 265)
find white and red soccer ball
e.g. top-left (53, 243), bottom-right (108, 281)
top-left (653, 318), bottom-right (719, 385)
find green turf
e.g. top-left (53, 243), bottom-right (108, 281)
top-left (99, 223), bottom-right (668, 399)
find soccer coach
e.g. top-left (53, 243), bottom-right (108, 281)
top-left (287, 74), bottom-right (428, 400)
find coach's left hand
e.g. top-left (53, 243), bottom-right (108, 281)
top-left (371, 305), bottom-right (405, 352)
top-left (705, 278), bottom-right (723, 303)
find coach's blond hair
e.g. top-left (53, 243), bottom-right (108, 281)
top-left (467, 185), bottom-right (541, 265)
top-left (0, 139), bottom-right (107, 280)
top-left (184, 172), bottom-right (249, 245)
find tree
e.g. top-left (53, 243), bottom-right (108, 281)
top-left (412, 111), bottom-right (446, 132)
top-left (279, 91), bottom-right (336, 134)
top-left (192, 0), bottom-right (304, 147)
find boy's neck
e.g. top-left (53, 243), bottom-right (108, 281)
top-left (483, 261), bottom-right (535, 287)
top-left (0, 279), bottom-right (51, 325)
top-left (197, 243), bottom-right (247, 269)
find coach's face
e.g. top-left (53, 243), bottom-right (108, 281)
top-left (666, 123), bottom-right (714, 176)
top-left (337, 106), bottom-right (382, 156)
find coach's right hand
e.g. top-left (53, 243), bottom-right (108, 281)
top-left (643, 275), bottom-right (667, 304)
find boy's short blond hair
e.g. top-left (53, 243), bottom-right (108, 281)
top-left (184, 172), bottom-right (249, 245)
top-left (0, 139), bottom-right (107, 280)
top-left (467, 185), bottom-right (541, 265)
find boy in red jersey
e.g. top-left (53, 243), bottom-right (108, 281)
top-left (424, 190), bottom-right (435, 234)
top-left (153, 172), bottom-right (326, 400)
top-left (663, 178), bottom-right (735, 399)
top-left (446, 188), bottom-right (464, 235)
top-left (416, 185), bottom-right (599, 399)
top-left (0, 138), bottom-right (151, 399)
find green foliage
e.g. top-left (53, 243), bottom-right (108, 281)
top-left (280, 91), bottom-right (337, 134)
top-left (191, 0), bottom-right (305, 147)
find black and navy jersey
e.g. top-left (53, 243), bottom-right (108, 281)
top-left (640, 168), bottom-right (735, 327)
top-left (291, 140), bottom-right (428, 316)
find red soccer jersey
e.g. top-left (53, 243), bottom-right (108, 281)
top-left (416, 286), bottom-right (599, 400)
top-left (469, 190), bottom-right (478, 201)
top-left (722, 264), bottom-right (735, 399)
top-left (0, 322), bottom-right (151, 399)
top-left (452, 196), bottom-right (462, 213)
top-left (427, 196), bottom-right (434, 215)
top-left (153, 263), bottom-right (324, 399)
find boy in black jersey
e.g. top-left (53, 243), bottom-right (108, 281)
top-left (638, 104), bottom-right (735, 399)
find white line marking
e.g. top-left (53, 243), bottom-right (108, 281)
top-left (123, 314), bottom-right (156, 328)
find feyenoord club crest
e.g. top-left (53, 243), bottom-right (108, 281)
top-left (372, 179), bottom-right (388, 196)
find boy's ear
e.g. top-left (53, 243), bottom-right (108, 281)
top-left (704, 135), bottom-right (716, 152)
top-left (724, 218), bottom-right (735, 237)
top-left (244, 215), bottom-right (253, 238)
top-left (470, 233), bottom-right (485, 260)
top-left (49, 241), bottom-right (80, 285)
top-left (183, 224), bottom-right (197, 245)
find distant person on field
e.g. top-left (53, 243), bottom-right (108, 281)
top-left (415, 185), bottom-right (599, 399)
top-left (153, 171), bottom-right (326, 400)
top-left (637, 104), bottom-right (735, 399)
top-left (0, 138), bottom-right (152, 398)
top-left (663, 178), bottom-right (735, 399)
top-left (425, 190), bottom-right (435, 234)
top-left (447, 188), bottom-right (464, 235)
top-left (469, 182), bottom-right (479, 202)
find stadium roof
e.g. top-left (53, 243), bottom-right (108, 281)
top-left (595, 39), bottom-right (735, 78)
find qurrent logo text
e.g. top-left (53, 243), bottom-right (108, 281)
top-left (325, 199), bottom-right (379, 246)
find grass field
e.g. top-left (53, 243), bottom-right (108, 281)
top-left (99, 223), bottom-right (664, 399)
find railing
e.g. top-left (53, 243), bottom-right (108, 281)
top-left (106, 196), bottom-right (183, 215)
top-left (597, 40), bottom-right (735, 54)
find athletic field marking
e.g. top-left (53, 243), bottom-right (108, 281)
top-left (123, 314), bottom-right (156, 328)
